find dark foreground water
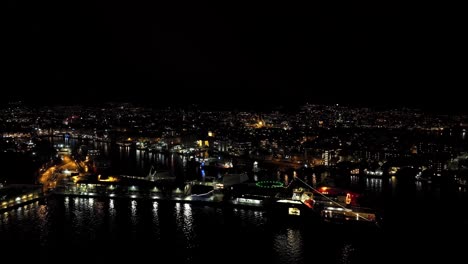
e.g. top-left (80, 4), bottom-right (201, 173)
top-left (0, 196), bottom-right (379, 264)
top-left (1, 191), bottom-right (467, 264)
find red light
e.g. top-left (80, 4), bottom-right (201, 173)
top-left (304, 199), bottom-right (314, 209)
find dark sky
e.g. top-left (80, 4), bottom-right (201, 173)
top-left (4, 1), bottom-right (463, 111)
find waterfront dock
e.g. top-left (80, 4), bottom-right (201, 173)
top-left (0, 184), bottom-right (44, 212)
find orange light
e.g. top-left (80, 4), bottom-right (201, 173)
top-left (345, 193), bottom-right (352, 205)
top-left (319, 187), bottom-right (329, 194)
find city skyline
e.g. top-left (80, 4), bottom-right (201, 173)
top-left (2, 92), bottom-right (464, 114)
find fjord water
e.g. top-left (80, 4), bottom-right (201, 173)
top-left (1, 188), bottom-right (466, 264)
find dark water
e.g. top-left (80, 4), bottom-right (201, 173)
top-left (1, 185), bottom-right (467, 263)
top-left (1, 197), bottom-right (382, 264)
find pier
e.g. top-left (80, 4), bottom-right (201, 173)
top-left (0, 184), bottom-right (44, 212)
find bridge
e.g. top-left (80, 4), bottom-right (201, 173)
top-left (120, 166), bottom-right (174, 182)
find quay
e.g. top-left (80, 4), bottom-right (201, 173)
top-left (0, 184), bottom-right (44, 212)
top-left (49, 178), bottom-right (379, 226)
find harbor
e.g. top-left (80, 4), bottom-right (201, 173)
top-left (0, 135), bottom-right (383, 226)
top-left (42, 162), bottom-right (380, 226)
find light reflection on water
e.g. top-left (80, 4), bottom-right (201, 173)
top-left (0, 197), bottom-right (333, 261)
top-left (109, 199), bottom-right (115, 211)
top-left (338, 243), bottom-right (356, 264)
top-left (273, 228), bottom-right (304, 264)
top-left (177, 203), bottom-right (197, 261)
top-left (130, 200), bottom-right (138, 234)
top-left (152, 201), bottom-right (160, 236)
top-left (37, 204), bottom-right (48, 246)
top-left (2, 193), bottom-right (467, 263)
top-left (366, 178), bottom-right (382, 192)
top-left (390, 176), bottom-right (397, 197)
top-left (64, 196), bottom-right (69, 214)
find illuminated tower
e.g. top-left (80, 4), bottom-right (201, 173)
top-left (322, 150), bottom-right (330, 166)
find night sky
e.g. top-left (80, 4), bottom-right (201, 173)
top-left (4, 1), bottom-right (462, 111)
